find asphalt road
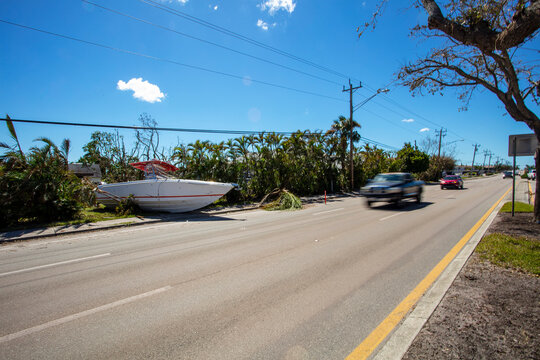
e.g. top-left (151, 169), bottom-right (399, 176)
top-left (0, 176), bottom-right (511, 359)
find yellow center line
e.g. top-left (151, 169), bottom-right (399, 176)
top-left (346, 186), bottom-right (512, 360)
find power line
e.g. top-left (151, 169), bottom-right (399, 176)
top-left (1, 117), bottom-right (398, 150)
top-left (82, 0), bottom-right (343, 86)
top-left (357, 107), bottom-right (422, 137)
top-left (361, 81), bottom-right (472, 142)
top-left (359, 137), bottom-right (398, 150)
top-left (374, 93), bottom-right (470, 142)
top-left (0, 117), bottom-right (294, 136)
top-left (138, 0), bottom-right (359, 83)
top-left (0, 19), bottom-right (346, 103)
top-left (2, 16), bottom-right (472, 147)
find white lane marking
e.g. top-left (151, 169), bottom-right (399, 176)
top-left (0, 286), bottom-right (172, 343)
top-left (0, 253), bottom-right (111, 277)
top-left (313, 208), bottom-right (345, 216)
top-left (379, 212), bottom-right (404, 221)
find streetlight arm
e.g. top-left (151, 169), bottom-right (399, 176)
top-left (352, 88), bottom-right (389, 112)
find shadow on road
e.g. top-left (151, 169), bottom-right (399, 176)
top-left (367, 201), bottom-right (434, 211)
top-left (301, 196), bottom-right (347, 206)
top-left (142, 212), bottom-right (246, 223)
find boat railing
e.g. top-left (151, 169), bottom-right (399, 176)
top-left (143, 164), bottom-right (176, 180)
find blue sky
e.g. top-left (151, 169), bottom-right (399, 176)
top-left (1, 0), bottom-right (538, 168)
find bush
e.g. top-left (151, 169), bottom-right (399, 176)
top-left (0, 160), bottom-right (94, 227)
top-left (115, 195), bottom-right (141, 216)
top-left (1, 127), bottom-right (94, 227)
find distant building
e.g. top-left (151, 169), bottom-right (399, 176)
top-left (68, 163), bottom-right (102, 184)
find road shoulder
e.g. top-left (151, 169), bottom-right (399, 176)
top-left (370, 185), bottom-right (508, 360)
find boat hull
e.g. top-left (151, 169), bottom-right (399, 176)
top-left (96, 179), bottom-right (234, 213)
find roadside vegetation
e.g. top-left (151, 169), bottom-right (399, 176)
top-left (477, 234), bottom-right (540, 275)
top-left (0, 114), bottom-right (512, 230)
top-left (476, 202), bottom-right (539, 276)
top-left (1, 205), bottom-right (135, 232)
top-left (260, 190), bottom-right (303, 211)
top-left (500, 201), bottom-right (534, 213)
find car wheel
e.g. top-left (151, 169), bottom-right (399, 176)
top-left (416, 192), bottom-right (422, 203)
top-left (366, 200), bottom-right (373, 208)
top-left (440, 186), bottom-right (444, 190)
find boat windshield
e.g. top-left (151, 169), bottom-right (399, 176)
top-left (130, 160), bottom-right (179, 179)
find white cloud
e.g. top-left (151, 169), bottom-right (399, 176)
top-left (402, 118), bottom-right (415, 123)
top-left (257, 19), bottom-right (269, 31)
top-left (257, 19), bottom-right (277, 30)
top-left (419, 128), bottom-right (430, 132)
top-left (213, 5), bottom-right (218, 10)
top-left (259, 0), bottom-right (296, 15)
top-left (117, 78), bottom-right (165, 103)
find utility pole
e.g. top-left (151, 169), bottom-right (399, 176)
top-left (436, 128), bottom-right (447, 158)
top-left (343, 79), bottom-right (362, 190)
top-left (482, 149), bottom-right (489, 169)
top-left (488, 151), bottom-right (493, 171)
top-left (471, 144), bottom-right (480, 172)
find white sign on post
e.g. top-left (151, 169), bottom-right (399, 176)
top-left (508, 134), bottom-right (538, 156)
top-left (507, 134), bottom-right (537, 217)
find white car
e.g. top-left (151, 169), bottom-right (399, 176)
top-left (529, 170), bottom-right (536, 180)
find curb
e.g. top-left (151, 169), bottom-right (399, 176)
top-left (0, 218), bottom-right (163, 243)
top-left (0, 203), bottom-right (267, 243)
top-left (1, 192), bottom-right (355, 243)
top-left (371, 189), bottom-right (509, 360)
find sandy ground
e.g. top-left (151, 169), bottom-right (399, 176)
top-left (401, 213), bottom-right (540, 360)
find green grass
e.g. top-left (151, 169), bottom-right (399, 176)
top-left (500, 201), bottom-right (534, 213)
top-left (477, 234), bottom-right (540, 275)
top-left (1, 205), bottom-right (135, 232)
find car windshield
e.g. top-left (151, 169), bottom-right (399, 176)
top-left (373, 174), bottom-right (405, 182)
top-left (444, 176), bottom-right (458, 180)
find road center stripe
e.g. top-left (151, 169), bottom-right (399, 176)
top-left (0, 253), bottom-right (111, 277)
top-left (346, 186), bottom-right (512, 360)
top-left (0, 286), bottom-right (172, 343)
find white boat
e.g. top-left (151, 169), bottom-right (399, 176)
top-left (96, 160), bottom-right (234, 213)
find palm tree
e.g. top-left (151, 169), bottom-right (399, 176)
top-left (326, 117), bottom-right (347, 173)
top-left (60, 139), bottom-right (71, 169)
top-left (1, 116), bottom-right (26, 166)
top-left (327, 116), bottom-right (360, 179)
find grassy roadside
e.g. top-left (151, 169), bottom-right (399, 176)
top-left (499, 201), bottom-right (534, 213)
top-left (476, 201), bottom-right (539, 276)
top-left (0, 205), bottom-right (135, 233)
top-left (477, 234), bottom-right (540, 275)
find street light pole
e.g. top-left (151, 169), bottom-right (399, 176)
top-left (343, 79), bottom-right (362, 190)
top-left (344, 87), bottom-right (390, 190)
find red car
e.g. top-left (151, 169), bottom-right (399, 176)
top-left (440, 175), bottom-right (464, 189)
